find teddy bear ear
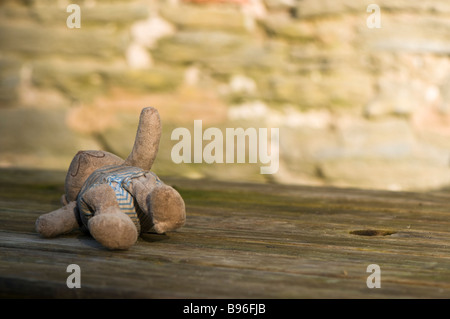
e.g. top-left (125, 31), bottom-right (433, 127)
top-left (123, 107), bottom-right (162, 171)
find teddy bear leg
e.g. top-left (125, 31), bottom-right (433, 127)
top-left (64, 150), bottom-right (124, 203)
top-left (82, 184), bottom-right (138, 250)
top-left (149, 185), bottom-right (186, 234)
top-left (123, 107), bottom-right (162, 171)
top-left (35, 201), bottom-right (79, 238)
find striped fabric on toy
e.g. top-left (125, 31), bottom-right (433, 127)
top-left (77, 165), bottom-right (146, 233)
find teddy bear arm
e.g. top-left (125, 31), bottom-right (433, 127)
top-left (35, 201), bottom-right (79, 238)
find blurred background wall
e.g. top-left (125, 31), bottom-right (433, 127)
top-left (1, 0), bottom-right (450, 191)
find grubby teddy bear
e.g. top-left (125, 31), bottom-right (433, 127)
top-left (35, 107), bottom-right (186, 250)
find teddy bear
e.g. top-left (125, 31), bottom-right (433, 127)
top-left (35, 107), bottom-right (186, 250)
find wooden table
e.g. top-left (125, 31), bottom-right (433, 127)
top-left (1, 168), bottom-right (449, 298)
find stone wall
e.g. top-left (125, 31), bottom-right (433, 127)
top-left (1, 0), bottom-right (450, 191)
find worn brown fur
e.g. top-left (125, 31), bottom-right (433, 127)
top-left (35, 107), bottom-right (186, 250)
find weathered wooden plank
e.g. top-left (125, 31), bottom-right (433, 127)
top-left (0, 169), bottom-right (449, 298)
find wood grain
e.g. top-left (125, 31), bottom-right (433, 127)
top-left (0, 168), bottom-right (449, 298)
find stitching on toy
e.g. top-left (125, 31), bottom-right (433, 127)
top-left (70, 151), bottom-right (107, 177)
top-left (70, 161), bottom-right (81, 177)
